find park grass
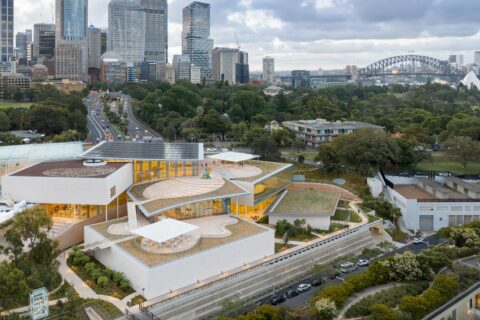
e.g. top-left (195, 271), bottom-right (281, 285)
top-left (332, 209), bottom-right (362, 223)
top-left (0, 101), bottom-right (32, 109)
top-left (417, 152), bottom-right (480, 174)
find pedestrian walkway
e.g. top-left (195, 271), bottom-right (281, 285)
top-left (56, 253), bottom-right (140, 316)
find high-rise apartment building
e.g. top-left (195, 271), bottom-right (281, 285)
top-left (182, 1), bottom-right (213, 79)
top-left (100, 29), bottom-right (108, 55)
top-left (1, 0), bottom-right (14, 66)
top-left (34, 24), bottom-right (55, 60)
top-left (140, 0), bottom-right (168, 63)
top-left (87, 26), bottom-right (101, 70)
top-left (55, 0), bottom-right (88, 81)
top-left (15, 32), bottom-right (27, 60)
top-left (475, 51), bottom-right (480, 66)
top-left (262, 56), bottom-right (275, 84)
top-left (212, 48), bottom-right (249, 84)
top-left (108, 0), bottom-right (146, 63)
top-left (172, 54), bottom-right (191, 81)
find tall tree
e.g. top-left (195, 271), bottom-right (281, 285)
top-left (444, 136), bottom-right (480, 171)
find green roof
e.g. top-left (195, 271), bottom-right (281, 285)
top-left (270, 189), bottom-right (341, 217)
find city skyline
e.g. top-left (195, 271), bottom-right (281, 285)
top-left (14, 0), bottom-right (480, 71)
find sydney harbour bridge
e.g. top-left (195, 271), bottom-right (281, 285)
top-left (356, 54), bottom-right (466, 79)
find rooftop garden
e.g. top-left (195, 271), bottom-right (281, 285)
top-left (271, 189), bottom-right (340, 216)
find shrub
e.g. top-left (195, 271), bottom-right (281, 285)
top-left (256, 216), bottom-right (269, 224)
top-left (380, 252), bottom-right (425, 281)
top-left (103, 267), bottom-right (114, 279)
top-left (315, 298), bottom-right (337, 320)
top-left (315, 283), bottom-right (354, 308)
top-left (112, 271), bottom-right (123, 283)
top-left (399, 295), bottom-right (428, 320)
top-left (69, 251), bottom-right (91, 266)
top-left (84, 262), bottom-right (97, 273)
top-left (97, 276), bottom-right (109, 288)
top-left (370, 304), bottom-right (396, 320)
top-left (90, 269), bottom-right (103, 281)
top-left (119, 279), bottom-right (130, 290)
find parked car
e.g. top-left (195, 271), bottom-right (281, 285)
top-left (328, 271), bottom-right (341, 280)
top-left (283, 290), bottom-right (299, 299)
top-left (270, 295), bottom-right (285, 305)
top-left (413, 237), bottom-right (424, 244)
top-left (311, 278), bottom-right (325, 287)
top-left (297, 283), bottom-right (311, 292)
top-left (340, 262), bottom-right (358, 273)
top-left (357, 259), bottom-right (369, 267)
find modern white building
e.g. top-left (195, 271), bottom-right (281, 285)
top-left (2, 143), bottom-right (299, 299)
top-left (381, 175), bottom-right (480, 232)
top-left (282, 119), bottom-right (384, 148)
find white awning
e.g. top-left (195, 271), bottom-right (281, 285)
top-left (207, 152), bottom-right (259, 163)
top-left (131, 218), bottom-right (198, 244)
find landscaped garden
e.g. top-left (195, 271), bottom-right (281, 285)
top-left (67, 248), bottom-right (135, 299)
top-left (332, 209), bottom-right (362, 223)
top-left (274, 219), bottom-right (317, 242)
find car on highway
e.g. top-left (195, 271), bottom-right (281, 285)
top-left (270, 295), bottom-right (285, 305)
top-left (413, 237), bottom-right (424, 244)
top-left (340, 262), bottom-right (358, 273)
top-left (297, 283), bottom-right (311, 292)
top-left (357, 259), bottom-right (369, 267)
top-left (135, 127), bottom-right (139, 130)
top-left (283, 290), bottom-right (299, 299)
top-left (311, 278), bottom-right (325, 287)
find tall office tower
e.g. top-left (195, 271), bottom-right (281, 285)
top-left (262, 56), bottom-right (275, 84)
top-left (108, 0), bottom-right (146, 63)
top-left (55, 0), bottom-right (88, 81)
top-left (0, 0), bottom-right (14, 70)
top-left (15, 32), bottom-right (27, 60)
top-left (212, 47), bottom-right (239, 84)
top-left (457, 54), bottom-right (464, 67)
top-left (87, 26), bottom-right (101, 69)
top-left (182, 1), bottom-right (213, 79)
top-left (140, 0), bottom-right (168, 63)
top-left (172, 54), bottom-right (191, 81)
top-left (26, 29), bottom-right (32, 46)
top-left (236, 51), bottom-right (249, 84)
top-left (33, 24), bottom-right (55, 60)
top-left (100, 29), bottom-right (107, 55)
top-left (475, 51), bottom-right (480, 66)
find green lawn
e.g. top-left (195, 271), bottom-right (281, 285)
top-left (332, 209), bottom-right (362, 223)
top-left (417, 152), bottom-right (480, 174)
top-left (0, 101), bottom-right (32, 109)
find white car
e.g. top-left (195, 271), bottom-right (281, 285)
top-left (357, 259), bottom-right (369, 267)
top-left (297, 283), bottom-right (311, 292)
top-left (413, 237), bottom-right (424, 244)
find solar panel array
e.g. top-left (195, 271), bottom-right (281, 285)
top-left (82, 142), bottom-right (202, 161)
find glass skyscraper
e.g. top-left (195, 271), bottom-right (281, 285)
top-left (140, 0), bottom-right (168, 64)
top-left (1, 0), bottom-right (14, 63)
top-left (182, 1), bottom-right (213, 79)
top-left (108, 0), bottom-right (146, 64)
top-left (55, 0), bottom-right (88, 81)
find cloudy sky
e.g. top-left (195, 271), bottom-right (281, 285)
top-left (15, 0), bottom-right (480, 71)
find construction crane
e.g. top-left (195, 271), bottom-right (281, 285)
top-left (234, 32), bottom-right (240, 51)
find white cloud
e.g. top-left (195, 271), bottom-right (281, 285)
top-left (227, 9), bottom-right (285, 31)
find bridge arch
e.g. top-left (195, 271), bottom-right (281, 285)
top-left (358, 55), bottom-right (465, 77)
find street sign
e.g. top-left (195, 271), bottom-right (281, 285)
top-left (29, 288), bottom-right (49, 320)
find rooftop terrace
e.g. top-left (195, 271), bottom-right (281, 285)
top-left (233, 161), bottom-right (292, 183)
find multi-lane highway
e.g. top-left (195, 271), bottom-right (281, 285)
top-left (85, 92), bottom-right (162, 144)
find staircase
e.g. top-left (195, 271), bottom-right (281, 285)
top-left (47, 218), bottom-right (75, 239)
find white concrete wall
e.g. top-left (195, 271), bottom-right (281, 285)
top-left (87, 225), bottom-right (274, 300)
top-left (269, 215), bottom-right (331, 230)
top-left (387, 186), bottom-right (480, 231)
top-left (2, 163), bottom-right (133, 205)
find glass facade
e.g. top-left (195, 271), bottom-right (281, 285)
top-left (38, 193), bottom-right (128, 221)
top-left (154, 199), bottom-right (230, 221)
top-left (231, 196), bottom-right (276, 221)
top-left (108, 0), bottom-right (146, 63)
top-left (134, 160), bottom-right (198, 183)
top-left (140, 0), bottom-right (168, 63)
top-left (62, 0), bottom-right (87, 39)
top-left (1, 0), bottom-right (14, 62)
top-left (254, 168), bottom-right (293, 203)
top-left (182, 1), bottom-right (213, 78)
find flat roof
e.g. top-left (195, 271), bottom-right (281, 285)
top-left (394, 185), bottom-right (438, 200)
top-left (0, 142), bottom-right (83, 163)
top-left (131, 219), bottom-right (199, 244)
top-left (445, 177), bottom-right (480, 193)
top-left (207, 152), bottom-right (259, 163)
top-left (233, 160), bottom-right (292, 183)
top-left (81, 141), bottom-right (204, 161)
top-left (11, 160), bottom-right (129, 178)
